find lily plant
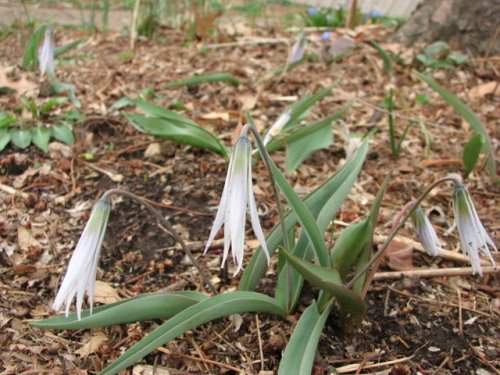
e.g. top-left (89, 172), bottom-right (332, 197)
top-left (33, 121), bottom-right (497, 375)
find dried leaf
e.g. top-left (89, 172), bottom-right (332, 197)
top-left (93, 281), bottom-right (121, 305)
top-left (75, 333), bottom-right (107, 357)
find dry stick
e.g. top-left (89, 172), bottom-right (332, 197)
top-left (255, 314), bottom-right (265, 371)
top-left (468, 343), bottom-right (500, 375)
top-left (102, 189), bottom-right (217, 294)
top-left (204, 37), bottom-right (289, 49)
top-left (373, 266), bottom-right (499, 281)
top-left (347, 176), bottom-right (462, 289)
top-left (457, 286), bottom-right (464, 336)
top-left (157, 347), bottom-right (242, 373)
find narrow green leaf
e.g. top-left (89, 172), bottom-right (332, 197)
top-left (30, 291), bottom-right (208, 330)
top-left (463, 133), bottom-right (485, 177)
top-left (22, 25), bottom-right (47, 71)
top-left (367, 40), bottom-right (393, 74)
top-left (52, 124), bottom-right (75, 145)
top-left (99, 292), bottom-right (285, 375)
top-left (275, 141), bottom-right (368, 310)
top-left (54, 38), bottom-right (85, 57)
top-left (131, 99), bottom-right (195, 126)
top-left (280, 249), bottom-right (366, 329)
top-left (414, 71), bottom-right (496, 182)
top-left (10, 129), bottom-right (32, 149)
top-left (278, 302), bottom-right (332, 375)
top-left (124, 113), bottom-right (227, 157)
top-left (0, 128), bottom-right (11, 152)
top-left (271, 161), bottom-right (330, 267)
top-left (31, 126), bottom-right (51, 152)
top-left (166, 72), bottom-right (240, 88)
top-left (0, 112), bottom-right (16, 128)
top-left (240, 142), bottom-right (369, 292)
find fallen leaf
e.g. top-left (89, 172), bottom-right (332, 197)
top-left (17, 226), bottom-right (40, 251)
top-left (238, 94), bottom-right (258, 110)
top-left (201, 111), bottom-right (230, 122)
top-left (93, 281), bottom-right (121, 304)
top-left (75, 333), bottom-right (107, 357)
top-left (384, 240), bottom-right (414, 271)
top-left (469, 81), bottom-right (499, 100)
top-left (133, 364), bottom-right (171, 375)
top-left (0, 66), bottom-right (37, 96)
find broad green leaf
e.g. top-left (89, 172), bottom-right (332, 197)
top-left (124, 113), bottom-right (227, 157)
top-left (30, 291), bottom-right (208, 330)
top-left (54, 38), bottom-right (85, 57)
top-left (240, 141), bottom-right (369, 292)
top-left (414, 71), bottom-right (496, 182)
top-left (131, 99), bottom-right (197, 127)
top-left (166, 72), bottom-right (240, 88)
top-left (0, 128), bottom-right (11, 152)
top-left (367, 40), bottom-right (393, 74)
top-left (330, 220), bottom-right (370, 279)
top-left (99, 292), bottom-right (285, 375)
top-left (52, 124), bottom-right (75, 145)
top-left (285, 118), bottom-right (332, 172)
top-left (280, 249), bottom-right (366, 329)
top-left (275, 141), bottom-right (368, 310)
top-left (31, 126), bottom-right (51, 152)
top-left (10, 129), bottom-right (32, 149)
top-left (463, 133), bottom-right (485, 177)
top-left (271, 161), bottom-right (329, 267)
top-left (278, 302), bottom-right (332, 375)
top-left (22, 25), bottom-right (48, 71)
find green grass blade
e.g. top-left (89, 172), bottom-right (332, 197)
top-left (166, 72), bottom-right (240, 88)
top-left (463, 133), bottom-right (485, 177)
top-left (22, 25), bottom-right (47, 71)
top-left (414, 70), bottom-right (497, 182)
top-left (278, 301), bottom-right (332, 375)
top-left (367, 40), bottom-right (393, 74)
top-left (55, 38), bottom-right (85, 57)
top-left (30, 291), bottom-right (208, 330)
top-left (99, 292), bottom-right (285, 375)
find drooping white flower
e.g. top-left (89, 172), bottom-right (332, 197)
top-left (205, 128), bottom-right (270, 274)
top-left (53, 198), bottom-right (111, 319)
top-left (411, 205), bottom-right (442, 256)
top-left (38, 27), bottom-right (55, 77)
top-left (453, 184), bottom-right (497, 276)
top-left (288, 34), bottom-right (306, 64)
top-left (263, 109), bottom-right (292, 146)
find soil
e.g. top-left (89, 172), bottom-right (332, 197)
top-left (0, 5), bottom-right (498, 375)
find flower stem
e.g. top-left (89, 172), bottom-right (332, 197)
top-left (101, 189), bottom-right (217, 294)
top-left (243, 123), bottom-right (293, 311)
top-left (346, 175), bottom-right (461, 289)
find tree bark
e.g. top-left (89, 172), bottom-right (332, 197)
top-left (393, 0), bottom-right (500, 56)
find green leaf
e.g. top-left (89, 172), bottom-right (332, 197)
top-left (271, 161), bottom-right (329, 267)
top-left (240, 141), bottom-right (369, 292)
top-left (0, 128), bottom-right (11, 152)
top-left (21, 25), bottom-right (47, 71)
top-left (367, 40), bottom-right (393, 74)
top-left (52, 124), bottom-right (75, 145)
top-left (51, 81), bottom-right (81, 108)
top-left (31, 126), bottom-right (51, 152)
top-left (124, 113), bottom-right (227, 157)
top-left (166, 72), bottom-right (240, 88)
top-left (280, 249), bottom-right (366, 329)
top-left (278, 301), bottom-right (332, 375)
top-left (414, 71), bottom-right (496, 182)
top-left (463, 133), bottom-right (485, 177)
top-left (285, 117), bottom-right (332, 172)
top-left (330, 220), bottom-right (371, 278)
top-left (99, 292), bottom-right (285, 375)
top-left (131, 99), bottom-right (197, 127)
top-left (10, 129), bottom-right (32, 149)
top-left (0, 112), bottom-right (16, 128)
top-left (30, 291), bottom-right (208, 330)
top-left (275, 141), bottom-right (368, 310)
top-left (54, 38), bottom-right (85, 57)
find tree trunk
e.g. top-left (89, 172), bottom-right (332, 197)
top-left (393, 0), bottom-right (500, 56)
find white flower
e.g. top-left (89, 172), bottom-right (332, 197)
top-left (38, 27), bottom-right (55, 77)
top-left (263, 109), bottom-right (292, 146)
top-left (53, 198), bottom-right (111, 319)
top-left (288, 34), bottom-right (306, 64)
top-left (453, 184), bottom-right (497, 276)
top-left (411, 205), bottom-right (442, 256)
top-left (205, 129), bottom-right (270, 274)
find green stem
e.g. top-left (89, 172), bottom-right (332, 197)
top-left (243, 123), bottom-right (293, 311)
top-left (346, 175), bottom-right (461, 289)
top-left (101, 189), bottom-right (217, 295)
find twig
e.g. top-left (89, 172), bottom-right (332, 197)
top-left (457, 286), bottom-right (463, 336)
top-left (387, 285), bottom-right (491, 317)
top-left (255, 314), bottom-right (265, 371)
top-left (373, 266), bottom-right (499, 280)
top-left (468, 343), bottom-right (500, 375)
top-left (157, 347), bottom-right (242, 373)
top-left (204, 37), bottom-right (288, 49)
top-left (336, 355), bottom-right (413, 374)
top-left (0, 183), bottom-right (29, 198)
